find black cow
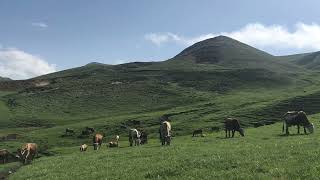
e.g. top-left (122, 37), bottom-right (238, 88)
top-left (224, 118), bottom-right (244, 138)
top-left (65, 128), bottom-right (75, 135)
top-left (282, 111), bottom-right (314, 135)
top-left (85, 127), bottom-right (95, 133)
top-left (140, 131), bottom-right (148, 145)
top-left (192, 129), bottom-right (204, 137)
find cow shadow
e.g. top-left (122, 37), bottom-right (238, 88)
top-left (277, 133), bottom-right (308, 137)
top-left (215, 136), bottom-right (242, 139)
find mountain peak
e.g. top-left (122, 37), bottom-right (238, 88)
top-left (173, 35), bottom-right (273, 66)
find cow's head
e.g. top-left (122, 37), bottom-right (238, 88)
top-left (16, 149), bottom-right (26, 162)
top-left (306, 123), bottom-right (314, 134)
top-left (239, 128), bottom-right (245, 136)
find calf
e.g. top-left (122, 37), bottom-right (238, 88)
top-left (80, 144), bottom-right (88, 152)
top-left (108, 135), bottom-right (120, 148)
top-left (0, 149), bottom-right (10, 164)
top-left (192, 129), bottom-right (204, 137)
top-left (224, 118), bottom-right (244, 138)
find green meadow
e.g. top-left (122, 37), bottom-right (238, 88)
top-left (8, 116), bottom-right (320, 180)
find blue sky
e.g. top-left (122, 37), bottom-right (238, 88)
top-left (1, 0), bottom-right (320, 79)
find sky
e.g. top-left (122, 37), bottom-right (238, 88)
top-left (1, 0), bottom-right (320, 79)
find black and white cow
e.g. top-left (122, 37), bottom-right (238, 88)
top-left (129, 129), bottom-right (141, 146)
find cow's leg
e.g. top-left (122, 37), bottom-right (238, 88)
top-left (304, 127), bottom-right (307, 134)
top-left (232, 130), bottom-right (235, 137)
top-left (225, 129), bottom-right (227, 138)
top-left (286, 125), bottom-right (289, 135)
top-left (228, 130), bottom-right (231, 138)
top-left (297, 125), bottom-right (300, 134)
top-left (24, 151), bottom-right (30, 164)
top-left (166, 137), bottom-right (171, 146)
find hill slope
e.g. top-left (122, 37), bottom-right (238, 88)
top-left (0, 36), bottom-right (318, 130)
top-left (2, 36), bottom-right (320, 179)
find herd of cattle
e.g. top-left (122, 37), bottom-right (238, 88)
top-left (0, 110), bottom-right (315, 165)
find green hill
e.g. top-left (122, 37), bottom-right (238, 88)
top-left (0, 36), bottom-right (319, 131)
top-left (1, 36), bottom-right (320, 147)
top-left (2, 35), bottom-right (320, 179)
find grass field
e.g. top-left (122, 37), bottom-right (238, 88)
top-left (6, 113), bottom-right (320, 180)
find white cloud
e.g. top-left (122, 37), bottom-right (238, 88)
top-left (31, 22), bottom-right (48, 28)
top-left (145, 22), bottom-right (320, 53)
top-left (0, 48), bottom-right (56, 80)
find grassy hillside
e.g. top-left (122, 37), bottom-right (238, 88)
top-left (1, 36), bottom-right (320, 179)
top-left (7, 114), bottom-right (320, 179)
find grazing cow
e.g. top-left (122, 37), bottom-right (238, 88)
top-left (160, 121), bottom-right (171, 145)
top-left (65, 128), bottom-right (75, 135)
top-left (108, 135), bottom-right (120, 148)
top-left (81, 130), bottom-right (91, 136)
top-left (225, 118), bottom-right (244, 138)
top-left (80, 144), bottom-right (88, 152)
top-left (282, 111), bottom-right (314, 135)
top-left (140, 131), bottom-right (148, 145)
top-left (85, 127), bottom-right (95, 133)
top-left (16, 143), bottom-right (38, 164)
top-left (93, 134), bottom-right (103, 150)
top-left (0, 149), bottom-right (10, 164)
top-left (129, 129), bottom-right (141, 146)
top-left (192, 129), bottom-right (204, 137)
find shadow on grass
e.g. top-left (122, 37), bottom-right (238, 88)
top-left (215, 136), bottom-right (242, 139)
top-left (276, 133), bottom-right (309, 137)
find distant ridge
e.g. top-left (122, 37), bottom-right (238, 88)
top-left (0, 76), bottom-right (11, 81)
top-left (85, 62), bottom-right (109, 66)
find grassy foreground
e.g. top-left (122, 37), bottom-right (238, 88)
top-left (8, 114), bottom-right (320, 180)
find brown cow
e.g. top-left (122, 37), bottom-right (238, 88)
top-left (80, 144), bottom-right (88, 152)
top-left (225, 118), bottom-right (244, 138)
top-left (93, 134), bottom-right (103, 150)
top-left (0, 149), bottom-right (10, 164)
top-left (16, 143), bottom-right (38, 164)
